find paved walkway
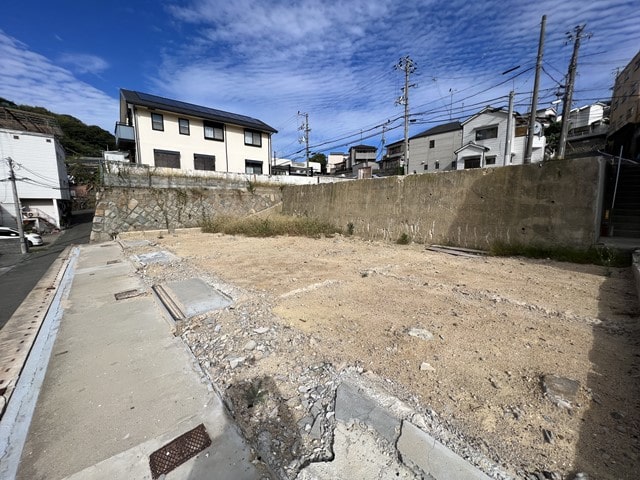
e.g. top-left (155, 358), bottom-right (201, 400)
top-left (1, 242), bottom-right (267, 480)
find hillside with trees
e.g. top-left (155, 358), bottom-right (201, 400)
top-left (0, 97), bottom-right (115, 157)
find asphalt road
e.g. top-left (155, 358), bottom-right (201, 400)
top-left (0, 211), bottom-right (93, 329)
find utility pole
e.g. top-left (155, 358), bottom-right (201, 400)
top-left (504, 90), bottom-right (515, 166)
top-left (557, 24), bottom-right (589, 160)
top-left (525, 14), bottom-right (546, 164)
top-left (395, 56), bottom-right (417, 174)
top-left (6, 157), bottom-right (27, 254)
top-left (298, 111), bottom-right (310, 174)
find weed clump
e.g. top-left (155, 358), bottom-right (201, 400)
top-left (201, 214), bottom-right (341, 238)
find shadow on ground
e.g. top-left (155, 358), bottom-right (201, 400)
top-left (573, 268), bottom-right (640, 478)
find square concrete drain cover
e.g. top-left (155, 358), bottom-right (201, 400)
top-left (131, 250), bottom-right (178, 266)
top-left (149, 423), bottom-right (211, 479)
top-left (153, 277), bottom-right (232, 321)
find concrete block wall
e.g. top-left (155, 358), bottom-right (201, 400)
top-left (282, 158), bottom-right (604, 250)
top-left (91, 186), bottom-right (282, 242)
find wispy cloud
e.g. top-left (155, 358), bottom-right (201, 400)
top-left (59, 53), bottom-right (110, 75)
top-left (0, 30), bottom-right (117, 130)
top-left (161, 0), bottom-right (639, 158)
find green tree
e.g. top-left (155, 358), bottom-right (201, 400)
top-left (544, 121), bottom-right (561, 157)
top-left (310, 153), bottom-right (327, 173)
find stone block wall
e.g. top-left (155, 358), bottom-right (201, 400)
top-left (281, 158), bottom-right (604, 250)
top-left (91, 186), bottom-right (282, 242)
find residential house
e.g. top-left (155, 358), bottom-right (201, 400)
top-left (454, 107), bottom-right (545, 169)
top-left (115, 89), bottom-right (277, 175)
top-left (409, 121), bottom-right (462, 172)
top-left (347, 145), bottom-right (378, 178)
top-left (380, 140), bottom-right (404, 175)
top-left (327, 152), bottom-right (347, 174)
top-left (0, 108), bottom-right (70, 230)
top-left (272, 158), bottom-right (321, 176)
top-left (608, 49), bottom-right (640, 160)
top-left (565, 102), bottom-right (608, 136)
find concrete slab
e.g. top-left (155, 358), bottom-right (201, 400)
top-left (156, 277), bottom-right (232, 320)
top-left (334, 382), bottom-right (400, 446)
top-left (397, 421), bottom-right (492, 480)
top-left (296, 422), bottom-right (418, 480)
top-left (15, 242), bottom-right (265, 480)
top-left (131, 250), bottom-right (178, 266)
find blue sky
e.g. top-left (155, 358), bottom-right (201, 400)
top-left (1, 0), bottom-right (638, 161)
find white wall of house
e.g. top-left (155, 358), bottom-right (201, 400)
top-left (411, 129), bottom-right (462, 172)
top-left (133, 107), bottom-right (272, 174)
top-left (455, 111), bottom-right (544, 169)
top-left (0, 129), bottom-right (69, 228)
top-left (567, 103), bottom-right (605, 130)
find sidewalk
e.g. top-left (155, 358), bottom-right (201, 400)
top-left (1, 242), bottom-right (268, 480)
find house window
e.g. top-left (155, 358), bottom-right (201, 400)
top-left (244, 130), bottom-right (262, 147)
top-left (153, 149), bottom-right (180, 168)
top-left (429, 140), bottom-right (435, 148)
top-left (46, 139), bottom-right (51, 143)
top-left (194, 154), bottom-right (215, 171)
top-left (13, 135), bottom-right (19, 139)
top-left (151, 113), bottom-right (164, 131)
top-left (245, 160), bottom-right (263, 174)
top-left (204, 121), bottom-right (224, 141)
top-left (475, 126), bottom-right (498, 141)
top-left (179, 118), bottom-right (190, 135)
top-left (451, 160), bottom-right (457, 169)
top-left (485, 156), bottom-right (496, 165)
top-left (435, 161), bottom-right (440, 169)
top-left (423, 164), bottom-right (428, 171)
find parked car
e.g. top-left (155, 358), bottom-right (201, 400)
top-left (0, 227), bottom-right (44, 246)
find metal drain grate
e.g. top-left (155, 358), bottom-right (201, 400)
top-left (149, 423), bottom-right (211, 479)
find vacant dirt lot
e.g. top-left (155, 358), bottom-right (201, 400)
top-left (127, 230), bottom-right (640, 479)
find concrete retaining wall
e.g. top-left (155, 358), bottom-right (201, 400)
top-left (0, 237), bottom-right (24, 256)
top-left (282, 158), bottom-right (604, 250)
top-left (91, 186), bottom-right (282, 242)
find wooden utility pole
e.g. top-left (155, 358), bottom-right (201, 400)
top-left (525, 14), bottom-right (546, 164)
top-left (6, 157), bottom-right (27, 254)
top-left (557, 24), bottom-right (589, 159)
top-left (395, 56), bottom-right (416, 174)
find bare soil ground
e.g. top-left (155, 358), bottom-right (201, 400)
top-left (125, 230), bottom-right (640, 479)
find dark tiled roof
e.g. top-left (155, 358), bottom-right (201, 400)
top-left (120, 89), bottom-right (277, 133)
top-left (410, 121), bottom-right (462, 140)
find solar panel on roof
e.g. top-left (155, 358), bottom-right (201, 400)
top-left (123, 89), bottom-right (276, 132)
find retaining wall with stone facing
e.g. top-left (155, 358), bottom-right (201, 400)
top-left (281, 157), bottom-right (605, 250)
top-left (91, 186), bottom-right (282, 242)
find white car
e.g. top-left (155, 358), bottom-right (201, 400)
top-left (0, 227), bottom-right (44, 246)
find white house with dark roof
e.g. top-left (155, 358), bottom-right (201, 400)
top-left (115, 89), bottom-right (277, 175)
top-left (455, 107), bottom-right (545, 169)
top-left (410, 121), bottom-right (462, 172)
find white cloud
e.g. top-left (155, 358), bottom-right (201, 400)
top-left (0, 31), bottom-right (117, 131)
top-left (59, 53), bottom-right (110, 75)
top-left (161, 0), bottom-right (639, 156)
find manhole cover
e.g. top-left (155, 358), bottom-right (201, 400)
top-left (149, 423), bottom-right (211, 479)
